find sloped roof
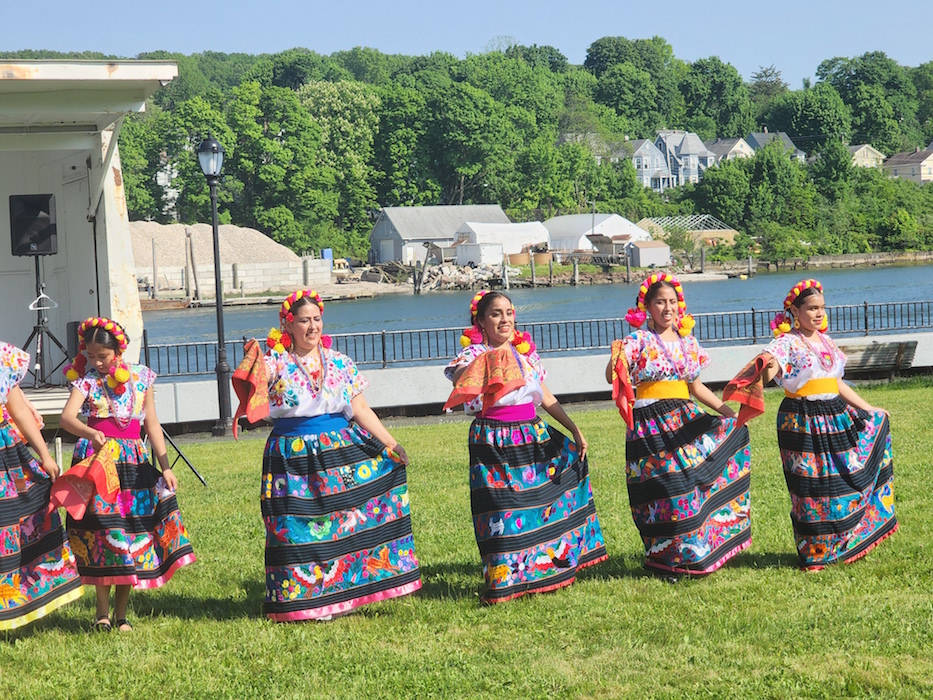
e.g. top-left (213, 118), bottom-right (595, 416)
top-left (543, 213), bottom-right (647, 240)
top-left (457, 221), bottom-right (548, 238)
top-left (746, 131), bottom-right (804, 155)
top-left (631, 240), bottom-right (670, 248)
top-left (883, 149), bottom-right (933, 166)
top-left (705, 137), bottom-right (745, 158)
top-left (678, 132), bottom-right (714, 157)
top-left (372, 205), bottom-right (510, 241)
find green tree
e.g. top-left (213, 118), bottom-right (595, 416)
top-left (595, 62), bottom-right (658, 135)
top-left (298, 80), bottom-right (382, 254)
top-left (691, 158), bottom-right (751, 227)
top-left (680, 56), bottom-right (754, 138)
top-left (749, 64), bottom-right (789, 121)
top-left (226, 81), bottom-right (337, 252)
top-left (764, 82), bottom-right (851, 154)
top-left (809, 138), bottom-right (854, 202)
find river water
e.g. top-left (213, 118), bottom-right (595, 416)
top-left (142, 264), bottom-right (933, 345)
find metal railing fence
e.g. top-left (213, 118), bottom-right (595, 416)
top-left (142, 299), bottom-right (933, 377)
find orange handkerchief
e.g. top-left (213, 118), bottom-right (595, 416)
top-left (48, 443), bottom-right (119, 520)
top-left (610, 339), bottom-right (635, 430)
top-left (722, 352), bottom-right (774, 427)
top-left (443, 347), bottom-right (527, 412)
top-left (232, 339), bottom-right (270, 440)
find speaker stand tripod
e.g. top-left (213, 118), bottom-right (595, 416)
top-left (22, 257), bottom-right (68, 388)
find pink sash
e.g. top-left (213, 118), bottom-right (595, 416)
top-left (481, 403), bottom-right (535, 422)
top-left (88, 416), bottom-right (141, 439)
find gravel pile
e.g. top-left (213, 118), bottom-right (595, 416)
top-left (131, 221), bottom-right (300, 268)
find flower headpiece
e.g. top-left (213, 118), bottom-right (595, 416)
top-left (459, 290), bottom-right (536, 355)
top-left (772, 279), bottom-right (828, 336)
top-left (268, 289), bottom-right (332, 352)
top-left (63, 317), bottom-right (132, 393)
top-left (625, 272), bottom-right (695, 337)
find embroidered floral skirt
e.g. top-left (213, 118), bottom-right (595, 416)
top-left (777, 396), bottom-right (896, 569)
top-left (468, 416), bottom-right (607, 604)
top-left (626, 399), bottom-right (752, 575)
top-left (66, 437), bottom-right (196, 587)
top-left (0, 421), bottom-right (82, 630)
top-left (261, 424), bottom-right (421, 621)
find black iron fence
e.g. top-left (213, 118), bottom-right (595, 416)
top-left (143, 299), bottom-right (933, 377)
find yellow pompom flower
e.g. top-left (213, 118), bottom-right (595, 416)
top-left (516, 341), bottom-right (530, 354)
top-left (460, 334), bottom-right (471, 347)
top-left (107, 376), bottom-right (119, 389)
top-left (114, 367), bottom-right (130, 383)
top-left (65, 368), bottom-right (79, 381)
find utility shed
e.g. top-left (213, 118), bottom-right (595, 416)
top-left (0, 60), bottom-right (177, 381)
top-left (630, 240), bottom-right (671, 268)
top-left (454, 221), bottom-right (549, 256)
top-left (368, 204), bottom-right (510, 264)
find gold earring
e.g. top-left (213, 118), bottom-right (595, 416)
top-left (793, 317), bottom-right (800, 329)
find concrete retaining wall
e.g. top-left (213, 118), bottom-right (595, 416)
top-left (138, 257), bottom-right (332, 296)
top-left (154, 330), bottom-right (933, 427)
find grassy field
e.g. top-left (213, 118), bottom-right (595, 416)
top-left (3, 378), bottom-right (933, 699)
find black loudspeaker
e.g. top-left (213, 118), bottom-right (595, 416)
top-left (10, 194), bottom-right (57, 256)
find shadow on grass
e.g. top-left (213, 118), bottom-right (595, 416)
top-left (131, 578), bottom-right (267, 622)
top-left (577, 553), bottom-right (650, 581)
top-left (730, 550), bottom-right (801, 570)
top-left (414, 561), bottom-right (483, 601)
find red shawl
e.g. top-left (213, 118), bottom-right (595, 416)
top-left (609, 339), bottom-right (635, 430)
top-left (48, 444), bottom-right (119, 520)
top-left (722, 352), bottom-right (774, 427)
top-left (443, 347), bottom-right (527, 413)
top-left (231, 339), bottom-right (270, 440)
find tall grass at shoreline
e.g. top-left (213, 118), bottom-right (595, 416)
top-left (3, 378), bottom-right (932, 699)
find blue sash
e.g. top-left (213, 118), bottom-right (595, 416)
top-left (271, 413), bottom-right (349, 436)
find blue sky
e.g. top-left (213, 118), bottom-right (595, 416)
top-left (2, 0), bottom-right (930, 87)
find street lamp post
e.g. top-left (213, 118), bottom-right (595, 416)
top-left (197, 137), bottom-right (232, 437)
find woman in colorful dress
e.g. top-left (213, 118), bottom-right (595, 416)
top-left (608, 273), bottom-right (751, 578)
top-left (60, 318), bottom-right (195, 631)
top-left (0, 342), bottom-right (82, 630)
top-left (445, 290), bottom-right (606, 604)
top-left (259, 290), bottom-right (420, 621)
top-left (756, 279), bottom-right (896, 569)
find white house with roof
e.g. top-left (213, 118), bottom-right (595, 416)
top-left (704, 137), bottom-right (755, 164)
top-left (544, 213), bottom-right (649, 251)
top-left (368, 204), bottom-right (510, 264)
top-left (0, 60), bottom-right (177, 379)
top-left (454, 221), bottom-right (549, 256)
top-left (848, 144), bottom-right (884, 168)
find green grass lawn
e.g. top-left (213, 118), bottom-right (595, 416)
top-left (4, 378), bottom-right (933, 699)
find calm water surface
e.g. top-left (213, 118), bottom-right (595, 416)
top-left (143, 264), bottom-right (933, 345)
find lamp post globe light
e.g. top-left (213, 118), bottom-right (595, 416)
top-left (197, 137), bottom-right (232, 436)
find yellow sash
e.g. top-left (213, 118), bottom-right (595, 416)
top-left (784, 378), bottom-right (839, 399)
top-left (636, 380), bottom-right (690, 400)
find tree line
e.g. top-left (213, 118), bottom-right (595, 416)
top-left (7, 40), bottom-right (933, 261)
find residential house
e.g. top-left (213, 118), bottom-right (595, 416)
top-left (630, 240), bottom-right (671, 268)
top-left (882, 148), bottom-right (933, 184)
top-left (655, 130), bottom-right (717, 185)
top-left (627, 139), bottom-right (677, 192)
top-left (368, 205), bottom-right (510, 264)
top-left (704, 137), bottom-right (755, 164)
top-left (745, 129), bottom-right (805, 162)
top-left (848, 144), bottom-right (885, 168)
top-left (637, 214), bottom-right (739, 247)
top-left (543, 213), bottom-right (649, 251)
